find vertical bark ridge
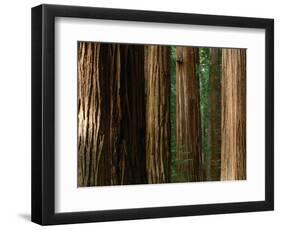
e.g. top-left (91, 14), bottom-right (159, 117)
top-left (221, 49), bottom-right (246, 180)
top-left (176, 47), bottom-right (203, 182)
top-left (78, 42), bottom-right (146, 186)
top-left (145, 45), bottom-right (171, 184)
top-left (120, 45), bottom-right (147, 184)
top-left (78, 42), bottom-right (107, 186)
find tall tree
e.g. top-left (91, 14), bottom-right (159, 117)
top-left (145, 45), bottom-right (171, 184)
top-left (104, 44), bottom-right (124, 185)
top-left (207, 48), bottom-right (222, 181)
top-left (176, 47), bottom-right (203, 182)
top-left (78, 42), bottom-right (146, 186)
top-left (78, 42), bottom-right (109, 186)
top-left (119, 45), bottom-right (147, 184)
top-left (221, 48), bottom-right (246, 180)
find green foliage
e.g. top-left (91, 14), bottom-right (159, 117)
top-left (199, 48), bottom-right (210, 164)
top-left (170, 47), bottom-right (220, 182)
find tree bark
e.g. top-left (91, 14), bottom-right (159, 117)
top-left (176, 47), bottom-right (203, 182)
top-left (145, 45), bottom-right (171, 184)
top-left (78, 42), bottom-right (146, 186)
top-left (207, 48), bottom-right (221, 181)
top-left (221, 49), bottom-right (246, 180)
top-left (78, 42), bottom-right (109, 186)
top-left (119, 45), bottom-right (147, 184)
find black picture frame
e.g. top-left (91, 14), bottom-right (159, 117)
top-left (31, 4), bottom-right (274, 225)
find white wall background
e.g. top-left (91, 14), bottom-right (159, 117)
top-left (0, 0), bottom-right (278, 228)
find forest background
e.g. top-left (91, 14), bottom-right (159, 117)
top-left (77, 43), bottom-right (246, 187)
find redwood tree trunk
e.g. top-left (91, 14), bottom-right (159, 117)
top-left (176, 47), bottom-right (203, 182)
top-left (78, 42), bottom-right (109, 186)
top-left (145, 45), bottom-right (171, 184)
top-left (119, 45), bottom-right (147, 184)
top-left (105, 44), bottom-right (123, 185)
top-left (221, 49), bottom-right (246, 180)
top-left (207, 48), bottom-right (221, 181)
top-left (78, 42), bottom-right (146, 186)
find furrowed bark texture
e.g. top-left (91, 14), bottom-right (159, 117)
top-left (119, 45), bottom-right (147, 184)
top-left (145, 45), bottom-right (171, 184)
top-left (105, 44), bottom-right (123, 185)
top-left (221, 49), bottom-right (246, 180)
top-left (176, 47), bottom-right (203, 182)
top-left (78, 42), bottom-right (146, 186)
top-left (207, 48), bottom-right (221, 181)
top-left (78, 42), bottom-right (108, 186)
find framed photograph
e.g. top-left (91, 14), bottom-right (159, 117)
top-left (31, 4), bottom-right (274, 225)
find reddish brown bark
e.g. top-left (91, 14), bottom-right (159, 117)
top-left (221, 49), bottom-right (246, 180)
top-left (176, 47), bottom-right (203, 182)
top-left (78, 42), bottom-right (146, 186)
top-left (78, 42), bottom-right (109, 186)
top-left (145, 45), bottom-right (171, 184)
